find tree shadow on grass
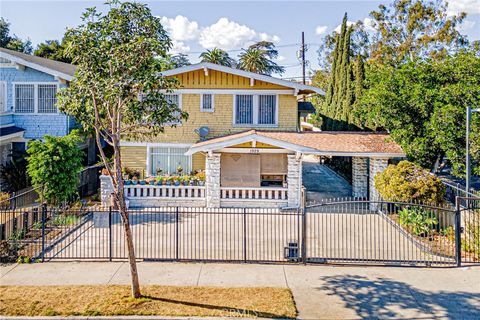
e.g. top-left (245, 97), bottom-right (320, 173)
top-left (142, 295), bottom-right (293, 319)
top-left (317, 274), bottom-right (480, 319)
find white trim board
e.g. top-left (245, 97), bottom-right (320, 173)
top-left (160, 62), bottom-right (325, 95)
top-left (0, 51), bottom-right (73, 82)
top-left (160, 89), bottom-right (294, 95)
top-left (120, 142), bottom-right (193, 147)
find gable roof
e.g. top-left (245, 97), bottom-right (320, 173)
top-left (186, 130), bottom-right (405, 157)
top-left (0, 47), bottom-right (76, 81)
top-left (161, 62), bottom-right (325, 95)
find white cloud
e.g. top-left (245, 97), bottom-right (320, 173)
top-left (275, 55), bottom-right (286, 62)
top-left (446, 0), bottom-right (480, 16)
top-left (159, 15), bottom-right (199, 41)
top-left (170, 40), bottom-right (190, 54)
top-left (334, 20), bottom-right (355, 33)
top-left (315, 25), bottom-right (328, 36)
top-left (259, 32), bottom-right (281, 43)
top-left (199, 18), bottom-right (256, 50)
top-left (363, 17), bottom-right (376, 33)
top-left (457, 20), bottom-right (476, 32)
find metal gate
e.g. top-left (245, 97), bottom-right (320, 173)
top-left (304, 199), bottom-right (460, 266)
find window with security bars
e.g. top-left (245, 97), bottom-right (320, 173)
top-left (258, 95), bottom-right (276, 124)
top-left (234, 94), bottom-right (277, 125)
top-left (150, 147), bottom-right (191, 175)
top-left (201, 94), bottom-right (214, 111)
top-left (38, 84), bottom-right (57, 113)
top-left (15, 84), bottom-right (35, 113)
top-left (164, 94), bottom-right (181, 124)
top-left (235, 94), bottom-right (253, 124)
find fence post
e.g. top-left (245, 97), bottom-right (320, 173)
top-left (41, 204), bottom-right (47, 262)
top-left (109, 206), bottom-right (112, 261)
top-left (175, 207), bottom-right (179, 261)
top-left (455, 197), bottom-right (462, 267)
top-left (302, 207), bottom-right (307, 265)
top-left (243, 208), bottom-right (247, 263)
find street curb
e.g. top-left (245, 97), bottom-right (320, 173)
top-left (1, 317), bottom-right (264, 320)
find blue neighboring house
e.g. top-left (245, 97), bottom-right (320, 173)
top-left (0, 47), bottom-right (95, 189)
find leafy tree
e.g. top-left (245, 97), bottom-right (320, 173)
top-left (0, 149), bottom-right (29, 192)
top-left (26, 132), bottom-right (83, 205)
top-left (0, 18), bottom-right (32, 54)
top-left (169, 53), bottom-right (191, 68)
top-left (34, 40), bottom-right (71, 63)
top-left (238, 41), bottom-right (285, 75)
top-left (57, 1), bottom-right (186, 298)
top-left (200, 48), bottom-right (236, 67)
top-left (360, 49), bottom-right (480, 175)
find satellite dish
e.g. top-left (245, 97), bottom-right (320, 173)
top-left (195, 126), bottom-right (210, 141)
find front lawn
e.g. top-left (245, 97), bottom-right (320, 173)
top-left (0, 285), bottom-right (296, 318)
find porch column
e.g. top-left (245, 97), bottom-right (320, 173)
top-left (352, 157), bottom-right (368, 198)
top-left (287, 154), bottom-right (302, 208)
top-left (205, 152), bottom-right (221, 208)
top-left (369, 158), bottom-right (388, 210)
top-left (100, 175), bottom-right (114, 207)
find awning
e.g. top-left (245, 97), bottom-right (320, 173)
top-left (0, 126), bottom-right (25, 138)
top-left (186, 130), bottom-right (405, 158)
top-left (298, 101), bottom-right (315, 114)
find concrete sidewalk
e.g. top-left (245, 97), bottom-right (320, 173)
top-left (2, 262), bottom-right (480, 319)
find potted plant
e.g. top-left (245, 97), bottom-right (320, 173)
top-left (173, 175), bottom-right (180, 186)
top-left (101, 168), bottom-right (110, 176)
top-left (176, 165), bottom-right (183, 174)
top-left (132, 176), bottom-right (138, 185)
top-left (146, 176), bottom-right (155, 185)
top-left (156, 168), bottom-right (163, 176)
top-left (196, 171), bottom-right (206, 186)
top-left (155, 176), bottom-right (163, 185)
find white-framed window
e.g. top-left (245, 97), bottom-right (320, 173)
top-left (200, 94), bottom-right (214, 112)
top-left (0, 81), bottom-right (6, 113)
top-left (164, 93), bottom-right (182, 125)
top-left (234, 94), bottom-right (277, 126)
top-left (13, 83), bottom-right (58, 114)
top-left (14, 84), bottom-right (35, 113)
top-left (149, 146), bottom-right (191, 175)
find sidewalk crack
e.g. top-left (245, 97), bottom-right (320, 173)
top-left (106, 262), bottom-right (124, 284)
top-left (196, 264), bottom-right (203, 286)
top-left (282, 265), bottom-right (290, 288)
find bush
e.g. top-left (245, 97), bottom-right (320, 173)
top-left (374, 160), bottom-right (445, 204)
top-left (0, 192), bottom-right (10, 209)
top-left (398, 207), bottom-right (438, 236)
top-left (26, 131), bottom-right (83, 205)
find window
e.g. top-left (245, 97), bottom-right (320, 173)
top-left (14, 83), bottom-right (58, 114)
top-left (38, 84), bottom-right (57, 113)
top-left (150, 146), bottom-right (191, 175)
top-left (258, 95), bottom-right (276, 124)
top-left (200, 94), bottom-right (214, 112)
top-left (15, 84), bottom-right (35, 113)
top-left (164, 94), bottom-right (181, 124)
top-left (235, 95), bottom-right (253, 124)
top-left (234, 94), bottom-right (277, 126)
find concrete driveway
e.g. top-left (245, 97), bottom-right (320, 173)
top-left (1, 262), bottom-right (479, 319)
top-left (302, 155), bottom-right (352, 203)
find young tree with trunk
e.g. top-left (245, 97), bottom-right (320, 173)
top-left (57, 1), bottom-right (186, 298)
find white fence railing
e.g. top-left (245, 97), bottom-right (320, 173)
top-left (221, 187), bottom-right (288, 201)
top-left (125, 185), bottom-right (206, 199)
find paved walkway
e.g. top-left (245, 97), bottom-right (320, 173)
top-left (302, 155), bottom-right (352, 203)
top-left (2, 262), bottom-right (479, 319)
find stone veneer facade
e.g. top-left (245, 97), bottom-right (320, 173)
top-left (352, 157), bottom-right (368, 198)
top-left (205, 153), bottom-right (221, 208)
top-left (369, 158), bottom-right (389, 209)
top-left (287, 154), bottom-right (302, 208)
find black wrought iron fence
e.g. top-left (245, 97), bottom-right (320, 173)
top-left (1, 197), bottom-right (478, 266)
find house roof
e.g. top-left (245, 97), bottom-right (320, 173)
top-left (161, 62), bottom-right (325, 95)
top-left (298, 101), bottom-right (316, 114)
top-left (0, 47), bottom-right (76, 81)
top-left (186, 130), bottom-right (405, 158)
top-left (0, 125), bottom-right (25, 138)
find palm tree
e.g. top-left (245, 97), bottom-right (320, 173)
top-left (238, 41), bottom-right (285, 75)
top-left (200, 48), bottom-right (236, 67)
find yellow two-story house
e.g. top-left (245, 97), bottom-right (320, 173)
top-left (105, 62), bottom-right (404, 208)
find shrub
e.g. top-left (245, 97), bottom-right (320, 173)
top-left (398, 207), bottom-right (438, 236)
top-left (26, 131), bottom-right (83, 205)
top-left (374, 160), bottom-right (445, 204)
top-left (0, 192), bottom-right (10, 209)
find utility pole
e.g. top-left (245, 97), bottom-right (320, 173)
top-left (301, 31), bottom-right (306, 85)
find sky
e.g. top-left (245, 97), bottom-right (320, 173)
top-left (1, 0), bottom-right (479, 79)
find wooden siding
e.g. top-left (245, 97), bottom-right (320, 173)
top-left (147, 94), bottom-right (297, 143)
top-left (169, 69), bottom-right (290, 89)
top-left (192, 152), bottom-right (205, 171)
top-left (121, 146), bottom-right (147, 172)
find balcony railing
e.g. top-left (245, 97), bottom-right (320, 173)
top-left (221, 187), bottom-right (288, 201)
top-left (125, 184), bottom-right (206, 199)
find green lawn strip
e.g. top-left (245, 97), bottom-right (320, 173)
top-left (0, 285), bottom-right (296, 318)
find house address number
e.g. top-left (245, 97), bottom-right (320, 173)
top-left (249, 148), bottom-right (260, 154)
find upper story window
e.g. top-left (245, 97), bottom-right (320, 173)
top-left (164, 93), bottom-right (181, 125)
top-left (234, 94), bottom-right (277, 126)
top-left (200, 94), bottom-right (214, 112)
top-left (14, 83), bottom-right (58, 114)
